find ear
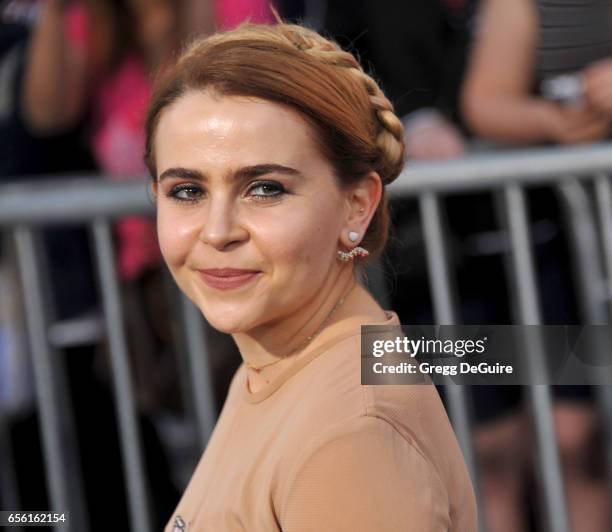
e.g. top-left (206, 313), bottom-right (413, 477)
top-left (340, 171), bottom-right (382, 245)
top-left (340, 172), bottom-right (383, 249)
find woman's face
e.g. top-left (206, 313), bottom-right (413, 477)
top-left (153, 90), bottom-right (350, 333)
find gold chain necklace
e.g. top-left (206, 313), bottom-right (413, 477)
top-left (245, 280), bottom-right (356, 373)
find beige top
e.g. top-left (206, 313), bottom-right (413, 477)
top-left (165, 311), bottom-right (477, 531)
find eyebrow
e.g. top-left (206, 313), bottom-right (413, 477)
top-left (157, 164), bottom-right (304, 183)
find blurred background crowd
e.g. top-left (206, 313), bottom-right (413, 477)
top-left (1, 0), bottom-right (612, 530)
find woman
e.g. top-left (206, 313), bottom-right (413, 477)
top-left (146, 20), bottom-right (477, 531)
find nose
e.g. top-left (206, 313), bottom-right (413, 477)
top-left (198, 194), bottom-right (247, 250)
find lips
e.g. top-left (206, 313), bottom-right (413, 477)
top-left (198, 268), bottom-right (261, 290)
top-left (199, 268), bottom-right (259, 277)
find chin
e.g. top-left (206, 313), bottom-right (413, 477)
top-left (183, 278), bottom-right (270, 333)
top-left (197, 301), bottom-right (256, 334)
top-left (206, 316), bottom-right (242, 334)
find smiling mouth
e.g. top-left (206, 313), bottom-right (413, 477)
top-left (197, 269), bottom-right (261, 290)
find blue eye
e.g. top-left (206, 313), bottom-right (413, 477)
top-left (169, 184), bottom-right (203, 202)
top-left (248, 181), bottom-right (285, 199)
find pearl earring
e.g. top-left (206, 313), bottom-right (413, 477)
top-left (337, 229), bottom-right (369, 262)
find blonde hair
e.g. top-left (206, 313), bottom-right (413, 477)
top-left (145, 21), bottom-right (405, 260)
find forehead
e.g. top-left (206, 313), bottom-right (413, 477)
top-left (154, 90), bottom-right (323, 171)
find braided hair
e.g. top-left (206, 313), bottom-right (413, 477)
top-left (145, 20), bottom-right (405, 261)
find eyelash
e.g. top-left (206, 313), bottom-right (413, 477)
top-left (167, 181), bottom-right (286, 203)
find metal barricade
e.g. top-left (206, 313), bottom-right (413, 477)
top-left (0, 141), bottom-right (612, 531)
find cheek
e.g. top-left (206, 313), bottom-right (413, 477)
top-left (256, 199), bottom-right (340, 273)
top-left (156, 206), bottom-right (193, 270)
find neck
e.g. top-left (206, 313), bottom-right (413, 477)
top-left (233, 266), bottom-right (388, 385)
top-left (232, 265), bottom-right (353, 367)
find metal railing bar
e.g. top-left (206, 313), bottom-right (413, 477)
top-left (593, 174), bottom-right (612, 507)
top-left (13, 226), bottom-right (89, 532)
top-left (0, 414), bottom-right (23, 532)
top-left (419, 193), bottom-right (459, 324)
top-left (418, 192), bottom-right (488, 531)
top-left (393, 142), bottom-right (612, 195)
top-left (556, 180), bottom-right (608, 324)
top-left (556, 179), bottom-right (612, 502)
top-left (418, 193), bottom-right (474, 450)
top-left (91, 219), bottom-right (152, 532)
top-left (595, 174), bottom-right (612, 316)
top-left (0, 179), bottom-right (153, 224)
top-left (159, 268), bottom-right (198, 434)
top-left (502, 185), bottom-right (569, 532)
top-left (180, 295), bottom-right (217, 448)
top-left (0, 237), bottom-right (23, 527)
